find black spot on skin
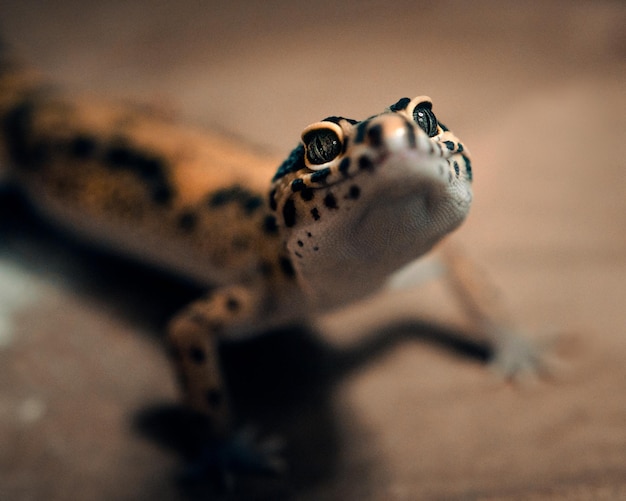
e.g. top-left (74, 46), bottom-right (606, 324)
top-left (295, 251), bottom-right (303, 258)
top-left (104, 141), bottom-right (173, 205)
top-left (457, 142), bottom-right (464, 153)
top-left (300, 188), bottom-right (314, 201)
top-left (405, 120), bottom-right (417, 149)
top-left (136, 157), bottom-right (164, 181)
top-left (297, 240), bottom-right (303, 247)
top-left (259, 260), bottom-right (273, 277)
top-left (358, 155), bottom-right (374, 170)
top-left (339, 157), bottom-right (351, 174)
top-left (347, 185), bottom-right (361, 199)
top-left (151, 184), bottom-right (173, 205)
top-left (291, 178), bottom-right (305, 192)
top-left (70, 134), bottom-right (97, 159)
top-left (367, 124), bottom-right (383, 148)
top-left (282, 198), bottom-right (297, 227)
top-left (3, 101), bottom-right (40, 167)
top-left (208, 187), bottom-right (237, 207)
top-left (225, 297), bottom-right (240, 312)
top-left (104, 143), bottom-right (135, 168)
top-left (321, 116), bottom-right (358, 126)
top-left (439, 122), bottom-right (449, 132)
top-left (189, 346), bottom-right (206, 364)
top-left (306, 232), bottom-right (312, 237)
top-left (443, 141), bottom-right (456, 151)
top-left (177, 210), bottom-right (198, 231)
top-left (320, 116), bottom-right (342, 125)
top-left (310, 168), bottom-right (331, 184)
top-left (388, 97), bottom-right (411, 112)
top-left (341, 137), bottom-right (350, 154)
top-left (279, 256), bottom-right (296, 278)
top-left (243, 195), bottom-right (263, 214)
top-left (206, 389), bottom-right (222, 408)
top-left (462, 154), bottom-right (473, 181)
top-left (272, 144), bottom-right (306, 182)
top-left (311, 208), bottom-right (320, 220)
top-left (453, 161), bottom-right (460, 177)
top-left (313, 246), bottom-right (319, 251)
top-left (207, 186), bottom-right (263, 214)
top-left (323, 193), bottom-right (338, 209)
top-left (269, 188), bottom-right (277, 211)
top-left (262, 214), bottom-right (278, 235)
top-left (354, 120), bottom-right (369, 145)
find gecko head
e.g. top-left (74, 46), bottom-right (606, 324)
top-left (270, 96), bottom-right (473, 306)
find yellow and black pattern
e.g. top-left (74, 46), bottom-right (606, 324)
top-left (1, 53), bottom-right (475, 443)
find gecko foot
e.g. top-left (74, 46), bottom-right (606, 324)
top-left (489, 328), bottom-right (568, 382)
top-left (179, 427), bottom-right (286, 488)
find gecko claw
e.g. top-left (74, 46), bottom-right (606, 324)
top-left (489, 328), bottom-right (569, 383)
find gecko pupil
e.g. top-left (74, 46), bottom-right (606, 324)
top-left (304, 129), bottom-right (341, 165)
top-left (413, 105), bottom-right (438, 137)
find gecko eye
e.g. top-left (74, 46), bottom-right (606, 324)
top-left (301, 125), bottom-right (343, 169)
top-left (412, 101), bottom-right (439, 137)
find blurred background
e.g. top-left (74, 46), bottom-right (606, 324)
top-left (0, 1), bottom-right (624, 499)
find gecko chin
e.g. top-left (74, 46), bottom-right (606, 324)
top-left (348, 185), bottom-right (449, 264)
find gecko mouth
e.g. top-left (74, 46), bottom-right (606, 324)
top-left (370, 148), bottom-right (451, 187)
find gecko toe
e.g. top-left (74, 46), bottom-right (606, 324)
top-left (489, 328), bottom-right (570, 383)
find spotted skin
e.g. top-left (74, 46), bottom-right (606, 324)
top-left (1, 53), bottom-right (549, 452)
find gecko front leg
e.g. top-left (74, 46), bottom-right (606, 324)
top-left (167, 284), bottom-right (265, 433)
top-left (166, 283), bottom-right (285, 478)
top-left (439, 243), bottom-right (562, 380)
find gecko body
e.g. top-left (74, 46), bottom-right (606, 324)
top-left (3, 52), bottom-right (544, 464)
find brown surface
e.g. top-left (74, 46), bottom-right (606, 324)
top-left (1, 1), bottom-right (625, 499)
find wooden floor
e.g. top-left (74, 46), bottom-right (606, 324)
top-left (1, 1), bottom-right (625, 499)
